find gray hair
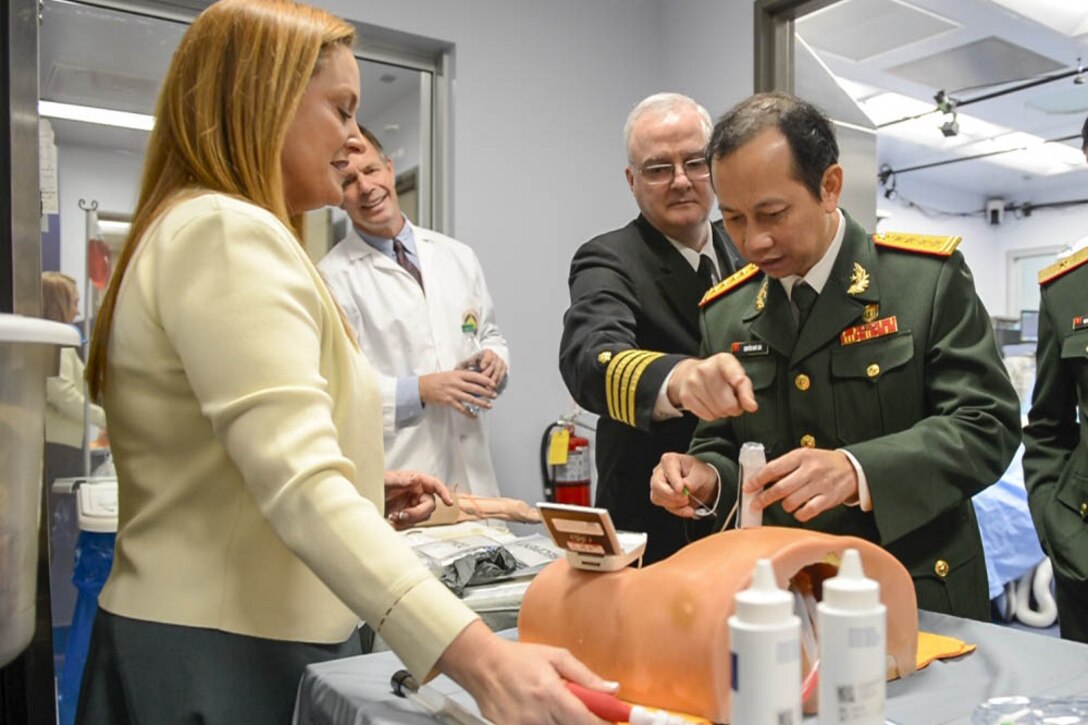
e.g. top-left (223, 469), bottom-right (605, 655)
top-left (623, 93), bottom-right (712, 162)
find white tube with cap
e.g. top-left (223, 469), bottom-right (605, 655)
top-left (729, 558), bottom-right (802, 725)
top-left (738, 442), bottom-right (766, 528)
top-left (818, 549), bottom-right (887, 725)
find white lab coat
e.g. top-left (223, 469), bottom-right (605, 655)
top-left (319, 223), bottom-right (507, 497)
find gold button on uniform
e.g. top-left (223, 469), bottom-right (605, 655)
top-left (934, 559), bottom-right (950, 578)
top-left (597, 351), bottom-right (612, 365)
top-left (795, 373), bottom-right (811, 391)
top-left (1080, 501), bottom-right (1088, 520)
top-left (866, 363), bottom-right (880, 378)
top-left (800, 434), bottom-right (816, 448)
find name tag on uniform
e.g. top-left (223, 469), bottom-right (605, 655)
top-left (840, 316), bottom-right (899, 346)
top-left (731, 341), bottom-right (769, 356)
top-left (1074, 315), bottom-right (1088, 330)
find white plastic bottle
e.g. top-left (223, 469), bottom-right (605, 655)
top-left (738, 442), bottom-right (766, 528)
top-left (729, 558), bottom-right (802, 725)
top-left (818, 549), bottom-right (887, 725)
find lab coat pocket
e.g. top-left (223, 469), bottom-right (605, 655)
top-left (830, 332), bottom-right (916, 444)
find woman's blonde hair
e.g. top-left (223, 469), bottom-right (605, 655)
top-left (42, 271), bottom-right (78, 324)
top-left (87, 0), bottom-right (354, 399)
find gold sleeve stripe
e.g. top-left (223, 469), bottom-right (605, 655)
top-left (625, 352), bottom-right (664, 426)
top-left (605, 350), bottom-right (647, 421)
top-left (1039, 246), bottom-right (1088, 285)
top-left (605, 350), bottom-right (658, 426)
top-left (872, 231), bottom-right (961, 257)
top-left (613, 351), bottom-right (655, 425)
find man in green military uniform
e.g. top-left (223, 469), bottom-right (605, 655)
top-left (650, 92), bottom-right (1020, 619)
top-left (1023, 115), bottom-right (1088, 639)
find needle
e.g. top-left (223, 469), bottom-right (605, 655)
top-left (683, 486), bottom-right (714, 518)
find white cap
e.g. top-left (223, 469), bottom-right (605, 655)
top-left (734, 559), bottom-right (793, 624)
top-left (823, 549), bottom-right (880, 609)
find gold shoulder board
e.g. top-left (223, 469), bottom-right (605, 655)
top-left (699, 263), bottom-right (761, 308)
top-left (873, 231), bottom-right (961, 257)
top-left (1039, 246), bottom-right (1088, 286)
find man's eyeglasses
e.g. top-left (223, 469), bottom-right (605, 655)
top-left (637, 158), bottom-right (711, 186)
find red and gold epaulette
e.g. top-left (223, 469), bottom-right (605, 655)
top-left (699, 263), bottom-right (761, 308)
top-left (872, 231), bottom-right (961, 257)
top-left (1039, 246), bottom-right (1088, 286)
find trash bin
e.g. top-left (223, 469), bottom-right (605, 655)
top-left (0, 314), bottom-right (81, 668)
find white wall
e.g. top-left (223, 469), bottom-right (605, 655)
top-left (55, 144), bottom-right (143, 318)
top-left (880, 174), bottom-right (1088, 318)
top-left (659, 0), bottom-right (755, 119)
top-left (878, 177), bottom-right (1005, 314)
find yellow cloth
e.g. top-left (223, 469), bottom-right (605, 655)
top-left (916, 630), bottom-right (977, 670)
top-left (98, 192), bottom-right (476, 679)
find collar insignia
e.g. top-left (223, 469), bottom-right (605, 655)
top-left (754, 278), bottom-right (768, 311)
top-left (847, 263), bottom-right (870, 296)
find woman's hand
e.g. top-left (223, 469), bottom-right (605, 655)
top-left (383, 470), bottom-right (454, 530)
top-left (437, 620), bottom-right (612, 724)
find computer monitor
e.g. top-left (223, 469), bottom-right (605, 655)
top-left (1020, 309), bottom-right (1039, 343)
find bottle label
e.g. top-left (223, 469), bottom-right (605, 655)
top-left (831, 676), bottom-right (885, 721)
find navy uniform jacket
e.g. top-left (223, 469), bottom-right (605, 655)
top-left (559, 215), bottom-right (741, 563)
top-left (691, 213), bottom-right (1019, 618)
top-left (1023, 248), bottom-right (1088, 614)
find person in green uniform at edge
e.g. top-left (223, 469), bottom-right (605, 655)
top-left (649, 91), bottom-right (1020, 620)
top-left (1021, 114), bottom-right (1088, 643)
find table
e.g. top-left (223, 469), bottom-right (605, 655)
top-left (294, 611), bottom-right (1088, 725)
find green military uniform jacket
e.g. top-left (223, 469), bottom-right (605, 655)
top-left (1023, 248), bottom-right (1088, 600)
top-left (691, 212), bottom-right (1020, 619)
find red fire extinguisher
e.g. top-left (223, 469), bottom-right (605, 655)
top-left (541, 421), bottom-right (592, 506)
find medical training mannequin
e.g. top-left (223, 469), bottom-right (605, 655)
top-left (519, 527), bottom-right (918, 722)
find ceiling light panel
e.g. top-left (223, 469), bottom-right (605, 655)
top-left (796, 0), bottom-right (959, 63)
top-left (887, 36), bottom-right (1064, 94)
top-left (39, 101), bottom-right (155, 131)
top-left (988, 0), bottom-right (1088, 39)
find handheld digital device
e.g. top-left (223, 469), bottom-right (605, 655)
top-left (537, 502), bottom-right (647, 571)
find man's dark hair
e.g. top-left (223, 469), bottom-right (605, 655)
top-left (357, 123), bottom-right (387, 158)
top-left (706, 91), bottom-right (839, 200)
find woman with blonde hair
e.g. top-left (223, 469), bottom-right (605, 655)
top-left (42, 272), bottom-right (106, 453)
top-left (78, 1), bottom-right (610, 722)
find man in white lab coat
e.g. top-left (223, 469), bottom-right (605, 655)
top-left (320, 126), bottom-right (508, 497)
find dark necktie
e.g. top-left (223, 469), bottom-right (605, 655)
top-left (792, 281), bottom-right (818, 333)
top-left (393, 239), bottom-right (424, 291)
top-left (696, 254), bottom-right (716, 291)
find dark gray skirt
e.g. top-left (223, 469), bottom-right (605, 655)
top-left (76, 609), bottom-right (361, 724)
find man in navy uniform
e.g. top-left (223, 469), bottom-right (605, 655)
top-left (651, 92), bottom-right (1020, 618)
top-left (559, 93), bottom-right (742, 563)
